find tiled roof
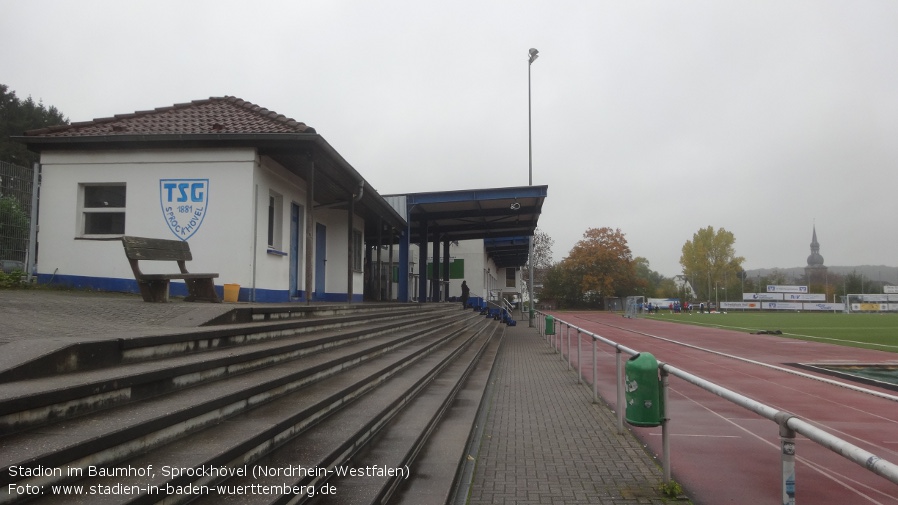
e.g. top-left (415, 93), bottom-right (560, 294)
top-left (25, 96), bottom-right (315, 137)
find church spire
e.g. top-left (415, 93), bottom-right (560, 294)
top-left (810, 226), bottom-right (819, 254)
top-left (807, 225), bottom-right (824, 267)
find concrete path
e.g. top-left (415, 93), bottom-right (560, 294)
top-left (467, 322), bottom-right (671, 504)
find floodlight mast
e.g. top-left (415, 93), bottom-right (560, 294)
top-left (528, 47), bottom-right (539, 327)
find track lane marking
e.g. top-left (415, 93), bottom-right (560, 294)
top-left (672, 387), bottom-right (896, 505)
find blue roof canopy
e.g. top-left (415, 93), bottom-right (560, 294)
top-left (388, 185), bottom-right (548, 269)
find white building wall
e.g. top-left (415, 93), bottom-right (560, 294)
top-left (447, 240), bottom-right (486, 299)
top-left (252, 157), bottom-right (307, 297)
top-left (314, 208), bottom-right (365, 299)
top-left (38, 148), bottom-right (255, 285)
top-left (36, 148), bottom-right (363, 302)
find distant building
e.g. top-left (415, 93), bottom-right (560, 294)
top-left (804, 225), bottom-right (828, 285)
top-left (673, 275), bottom-right (695, 299)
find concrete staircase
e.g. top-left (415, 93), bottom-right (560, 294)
top-left (0, 303), bottom-right (506, 504)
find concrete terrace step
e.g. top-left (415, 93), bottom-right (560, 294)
top-left (9, 315), bottom-right (499, 505)
top-left (389, 323), bottom-right (504, 505)
top-left (1, 303), bottom-right (509, 505)
top-left (0, 307), bottom-right (459, 433)
top-left (206, 303), bottom-right (426, 325)
top-left (0, 310), bottom-right (482, 480)
top-left (308, 323), bottom-right (505, 505)
top-left (196, 319), bottom-right (504, 505)
top-left (0, 304), bottom-right (450, 382)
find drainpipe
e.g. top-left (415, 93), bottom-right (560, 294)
top-left (251, 184), bottom-right (258, 301)
top-left (26, 162), bottom-right (40, 283)
top-left (305, 162), bottom-right (315, 303)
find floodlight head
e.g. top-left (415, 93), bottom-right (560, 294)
top-left (529, 48), bottom-right (539, 64)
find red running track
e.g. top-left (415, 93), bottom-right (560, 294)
top-left (543, 311), bottom-right (898, 505)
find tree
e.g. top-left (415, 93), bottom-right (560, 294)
top-left (566, 227), bottom-right (638, 302)
top-left (540, 261), bottom-right (583, 309)
top-left (843, 270), bottom-right (869, 295)
top-left (528, 228), bottom-right (554, 281)
top-left (0, 84), bottom-right (69, 166)
top-left (0, 196), bottom-right (29, 261)
top-left (679, 226), bottom-right (744, 303)
top-left (523, 228), bottom-right (554, 302)
top-left (634, 257), bottom-right (674, 298)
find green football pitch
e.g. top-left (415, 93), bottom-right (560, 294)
top-left (642, 311), bottom-right (898, 353)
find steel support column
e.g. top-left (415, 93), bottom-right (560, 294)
top-left (432, 231), bottom-right (440, 302)
top-left (443, 239), bottom-right (451, 301)
top-left (418, 218), bottom-right (428, 303)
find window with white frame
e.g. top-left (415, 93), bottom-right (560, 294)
top-left (268, 191), bottom-right (284, 251)
top-left (80, 183), bottom-right (126, 236)
top-left (352, 229), bottom-right (363, 271)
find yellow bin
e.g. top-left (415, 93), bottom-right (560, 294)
top-left (223, 283), bottom-right (240, 303)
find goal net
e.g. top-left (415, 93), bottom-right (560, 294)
top-left (624, 296), bottom-right (645, 319)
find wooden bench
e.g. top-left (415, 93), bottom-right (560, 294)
top-left (122, 236), bottom-right (220, 303)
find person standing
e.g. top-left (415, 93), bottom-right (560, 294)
top-left (460, 280), bottom-right (470, 309)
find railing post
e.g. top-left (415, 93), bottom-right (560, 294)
top-left (777, 412), bottom-right (797, 505)
top-left (592, 337), bottom-right (598, 403)
top-left (558, 322), bottom-right (564, 352)
top-left (555, 322), bottom-right (564, 359)
top-left (559, 324), bottom-right (563, 359)
top-left (616, 348), bottom-right (624, 434)
top-left (577, 329), bottom-right (582, 384)
top-left (567, 325), bottom-right (572, 371)
top-left (661, 367), bottom-right (671, 484)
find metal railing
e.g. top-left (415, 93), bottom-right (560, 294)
top-left (535, 310), bottom-right (898, 504)
top-left (485, 291), bottom-right (523, 321)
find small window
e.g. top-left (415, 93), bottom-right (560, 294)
top-left (506, 268), bottom-right (516, 288)
top-left (80, 184), bottom-right (126, 236)
top-left (352, 229), bottom-right (363, 271)
top-left (268, 191), bottom-right (283, 250)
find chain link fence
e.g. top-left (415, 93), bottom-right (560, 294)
top-left (0, 161), bottom-right (34, 268)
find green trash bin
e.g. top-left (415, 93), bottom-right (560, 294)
top-left (625, 352), bottom-right (664, 427)
top-left (545, 315), bottom-right (555, 335)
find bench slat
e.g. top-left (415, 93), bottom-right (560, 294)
top-left (122, 236), bottom-right (193, 262)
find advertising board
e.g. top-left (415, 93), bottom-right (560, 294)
top-left (720, 302), bottom-right (760, 310)
top-left (743, 292), bottom-right (783, 300)
top-left (784, 293), bottom-right (826, 301)
top-left (766, 285), bottom-right (808, 293)
top-left (761, 302), bottom-right (803, 310)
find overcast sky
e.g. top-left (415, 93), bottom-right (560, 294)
top-left (4, 0), bottom-right (898, 277)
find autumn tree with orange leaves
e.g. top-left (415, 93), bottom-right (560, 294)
top-left (541, 227), bottom-right (643, 308)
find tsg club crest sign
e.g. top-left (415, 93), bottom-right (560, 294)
top-left (160, 179), bottom-right (209, 240)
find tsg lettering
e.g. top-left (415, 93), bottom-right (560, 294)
top-left (163, 182), bottom-right (205, 203)
top-left (159, 179), bottom-right (210, 240)
top-left (164, 206), bottom-right (205, 236)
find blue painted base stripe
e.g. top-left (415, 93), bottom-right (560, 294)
top-left (32, 273), bottom-right (361, 303)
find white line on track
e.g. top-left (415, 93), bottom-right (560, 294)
top-left (650, 318), bottom-right (898, 352)
top-left (673, 387), bottom-right (896, 504)
top-left (593, 318), bottom-right (898, 403)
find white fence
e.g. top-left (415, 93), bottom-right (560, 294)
top-left (0, 161), bottom-right (34, 266)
